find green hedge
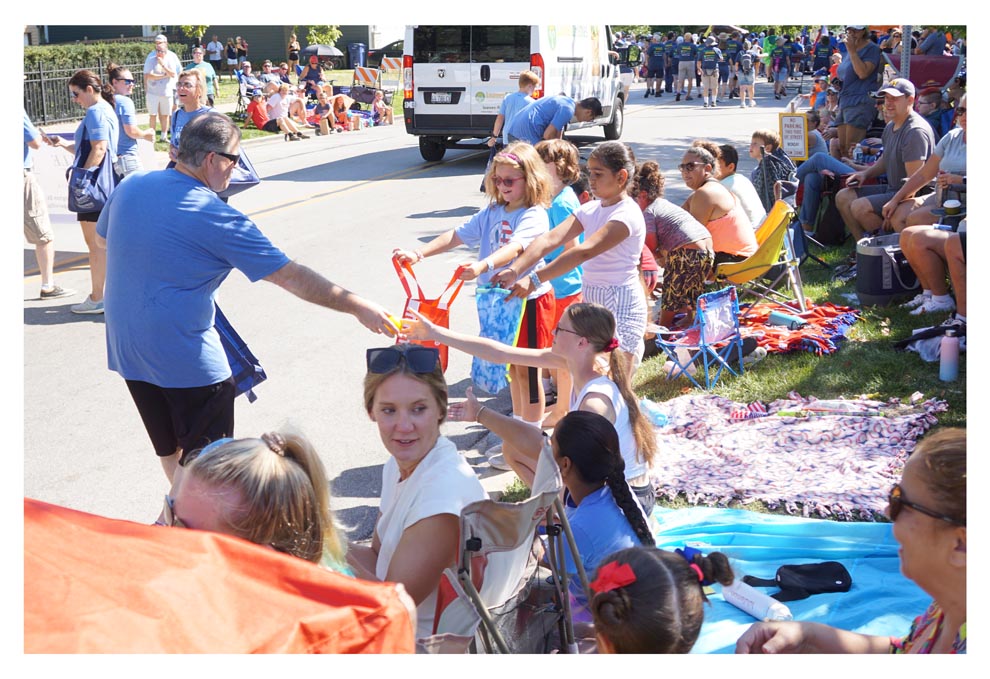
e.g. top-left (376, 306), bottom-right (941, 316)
top-left (25, 42), bottom-right (190, 71)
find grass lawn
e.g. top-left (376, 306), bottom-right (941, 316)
top-left (152, 70), bottom-right (404, 152)
top-left (503, 237), bottom-right (966, 512)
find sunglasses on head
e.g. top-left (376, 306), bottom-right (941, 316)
top-left (493, 175), bottom-right (522, 188)
top-left (178, 436), bottom-right (233, 468)
top-left (366, 345), bottom-right (441, 374)
top-left (888, 483), bottom-right (965, 526)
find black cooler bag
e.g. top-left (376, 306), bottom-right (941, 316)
top-left (855, 233), bottom-right (920, 306)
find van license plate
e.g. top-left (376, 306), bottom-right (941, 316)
top-left (430, 92), bottom-right (452, 104)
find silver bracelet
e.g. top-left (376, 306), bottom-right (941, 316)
top-left (476, 405), bottom-right (487, 422)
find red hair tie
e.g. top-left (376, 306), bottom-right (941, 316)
top-left (590, 561), bottom-right (637, 594)
top-left (689, 563), bottom-right (705, 583)
top-left (604, 337), bottom-right (620, 352)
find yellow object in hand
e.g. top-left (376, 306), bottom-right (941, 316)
top-left (387, 315), bottom-right (403, 331)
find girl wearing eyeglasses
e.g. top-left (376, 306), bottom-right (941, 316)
top-left (106, 62), bottom-right (154, 179)
top-left (393, 142), bottom-right (557, 471)
top-left (45, 69), bottom-right (119, 315)
top-left (347, 345), bottom-right (487, 640)
top-left (490, 141), bottom-right (649, 380)
top-left (736, 428), bottom-right (966, 654)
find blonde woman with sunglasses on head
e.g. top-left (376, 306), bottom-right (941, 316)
top-left (346, 345), bottom-right (486, 640)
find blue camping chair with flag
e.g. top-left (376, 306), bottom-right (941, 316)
top-left (654, 286), bottom-right (745, 390)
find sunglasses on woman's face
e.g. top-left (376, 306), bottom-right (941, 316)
top-left (161, 494), bottom-right (187, 528)
top-left (678, 162), bottom-right (702, 172)
top-left (366, 345), bottom-right (440, 374)
top-left (887, 483), bottom-right (965, 526)
top-left (114, 78), bottom-right (135, 85)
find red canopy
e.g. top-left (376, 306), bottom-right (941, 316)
top-left (24, 498), bottom-right (415, 653)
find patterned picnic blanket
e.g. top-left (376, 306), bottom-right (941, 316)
top-left (740, 300), bottom-right (860, 355)
top-left (648, 392), bottom-right (948, 520)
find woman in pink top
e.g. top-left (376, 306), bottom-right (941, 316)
top-left (679, 142), bottom-right (757, 265)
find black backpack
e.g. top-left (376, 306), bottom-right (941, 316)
top-left (739, 52), bottom-right (753, 74)
top-left (812, 172), bottom-right (848, 246)
top-left (743, 561), bottom-right (853, 602)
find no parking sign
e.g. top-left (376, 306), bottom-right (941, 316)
top-left (779, 112), bottom-right (809, 161)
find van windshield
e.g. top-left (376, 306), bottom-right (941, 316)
top-left (412, 26), bottom-right (530, 64)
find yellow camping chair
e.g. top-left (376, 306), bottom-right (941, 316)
top-left (715, 200), bottom-right (807, 314)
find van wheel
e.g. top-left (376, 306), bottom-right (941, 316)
top-left (603, 98), bottom-right (624, 140)
top-left (419, 137), bottom-right (446, 162)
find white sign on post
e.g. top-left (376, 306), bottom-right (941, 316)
top-left (779, 113), bottom-right (809, 161)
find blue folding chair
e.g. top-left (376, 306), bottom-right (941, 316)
top-left (654, 286), bottom-right (745, 390)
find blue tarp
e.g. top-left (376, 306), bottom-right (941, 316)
top-left (650, 507), bottom-right (930, 654)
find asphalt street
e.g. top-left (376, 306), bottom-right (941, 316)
top-left (22, 77), bottom-right (798, 540)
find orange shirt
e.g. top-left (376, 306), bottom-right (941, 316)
top-left (246, 100), bottom-right (270, 130)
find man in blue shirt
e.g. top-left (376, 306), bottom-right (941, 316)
top-left (675, 33), bottom-right (698, 101)
top-left (663, 31), bottom-right (677, 94)
top-left (489, 70), bottom-right (538, 148)
top-left (725, 31), bottom-right (742, 98)
top-left (915, 27), bottom-right (946, 56)
top-left (644, 35), bottom-right (665, 98)
top-left (96, 113), bottom-right (395, 482)
top-left (505, 95), bottom-right (602, 145)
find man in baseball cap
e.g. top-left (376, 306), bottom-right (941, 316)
top-left (836, 76), bottom-right (936, 238)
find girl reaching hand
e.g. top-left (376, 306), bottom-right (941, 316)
top-left (393, 142), bottom-right (557, 467)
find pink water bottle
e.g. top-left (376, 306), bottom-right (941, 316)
top-left (939, 328), bottom-right (959, 381)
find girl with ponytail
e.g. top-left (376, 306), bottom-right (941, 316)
top-left (590, 545), bottom-right (734, 653)
top-left (402, 301), bottom-right (659, 518)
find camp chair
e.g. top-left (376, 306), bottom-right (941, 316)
top-left (882, 54), bottom-right (964, 94)
top-left (428, 438), bottom-right (587, 654)
top-left (232, 71), bottom-right (250, 121)
top-left (654, 286), bottom-right (745, 390)
top-left (716, 200), bottom-right (807, 315)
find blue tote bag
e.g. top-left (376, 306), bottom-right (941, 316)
top-left (66, 130), bottom-right (117, 213)
top-left (214, 304), bottom-right (267, 402)
top-left (471, 285), bottom-right (526, 395)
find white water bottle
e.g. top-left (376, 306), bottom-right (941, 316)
top-left (939, 328), bottom-right (959, 382)
top-left (721, 579), bottom-right (793, 622)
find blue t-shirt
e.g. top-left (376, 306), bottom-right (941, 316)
top-left (562, 486), bottom-right (639, 580)
top-left (497, 90), bottom-right (534, 145)
top-left (646, 43), bottom-right (665, 67)
top-left (807, 130), bottom-right (828, 158)
top-left (918, 31), bottom-right (945, 56)
top-left (725, 39), bottom-right (742, 63)
top-left (114, 95), bottom-right (139, 158)
top-left (185, 61), bottom-right (218, 96)
top-left (544, 186), bottom-right (583, 298)
top-left (676, 42), bottom-right (697, 62)
top-left (24, 111), bottom-right (40, 169)
top-left (170, 106), bottom-right (213, 151)
top-left (699, 46), bottom-right (721, 70)
top-left (454, 203), bottom-right (551, 294)
top-left (96, 169), bottom-right (291, 388)
top-left (664, 40), bottom-right (677, 62)
top-left (506, 95), bottom-right (576, 146)
top-left (74, 99), bottom-right (119, 167)
top-left (837, 40), bottom-right (882, 106)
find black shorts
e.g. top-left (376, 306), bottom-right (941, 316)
top-left (76, 210), bottom-right (101, 222)
top-left (126, 377), bottom-right (236, 459)
top-left (262, 119), bottom-right (280, 132)
top-left (647, 65), bottom-right (664, 78)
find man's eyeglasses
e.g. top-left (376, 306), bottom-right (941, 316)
top-left (367, 345), bottom-right (440, 374)
top-left (161, 494), bottom-right (187, 528)
top-left (114, 78), bottom-right (135, 85)
top-left (177, 81), bottom-right (196, 89)
top-left (887, 483), bottom-right (965, 527)
top-left (678, 162), bottom-right (702, 172)
top-left (493, 176), bottom-right (523, 188)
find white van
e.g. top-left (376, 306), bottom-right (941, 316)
top-left (402, 25), bottom-right (626, 161)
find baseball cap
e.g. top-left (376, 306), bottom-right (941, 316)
top-left (875, 78), bottom-right (916, 98)
top-left (705, 36), bottom-right (716, 45)
top-left (846, 25), bottom-right (866, 30)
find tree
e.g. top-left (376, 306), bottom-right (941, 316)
top-left (179, 25), bottom-right (209, 45)
top-left (306, 25), bottom-right (342, 46)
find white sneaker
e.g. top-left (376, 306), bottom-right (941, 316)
top-left (900, 292), bottom-right (931, 309)
top-left (70, 296), bottom-right (104, 315)
top-left (749, 100), bottom-right (757, 107)
top-left (485, 445), bottom-right (512, 471)
top-left (910, 297), bottom-right (956, 316)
